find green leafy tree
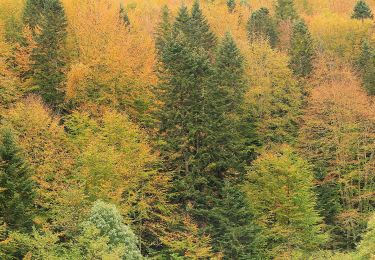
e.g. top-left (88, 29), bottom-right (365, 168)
top-left (227, 0), bottom-right (236, 13)
top-left (275, 0), bottom-right (298, 21)
top-left (244, 145), bottom-right (327, 258)
top-left (30, 0), bottom-right (67, 106)
top-left (289, 19), bottom-right (314, 77)
top-left (356, 40), bottom-right (375, 95)
top-left (82, 201), bottom-right (143, 259)
top-left (247, 7), bottom-right (279, 48)
top-left (351, 0), bottom-right (374, 21)
top-left (0, 129), bottom-right (35, 233)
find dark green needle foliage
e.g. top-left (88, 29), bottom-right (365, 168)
top-left (155, 3), bottom-right (260, 257)
top-left (189, 0), bottom-right (217, 51)
top-left (30, 0), bottom-right (68, 106)
top-left (289, 19), bottom-right (315, 77)
top-left (23, 0), bottom-right (46, 31)
top-left (227, 0), bottom-right (236, 13)
top-left (276, 0), bottom-right (298, 21)
top-left (247, 7), bottom-right (279, 48)
top-left (0, 130), bottom-right (36, 233)
top-left (351, 0), bottom-right (374, 21)
top-left (356, 40), bottom-right (375, 95)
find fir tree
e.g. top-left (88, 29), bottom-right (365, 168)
top-left (289, 19), bottom-right (314, 77)
top-left (23, 0), bottom-right (46, 31)
top-left (189, 1), bottom-right (217, 51)
top-left (155, 5), bottom-right (171, 57)
top-left (247, 7), bottom-right (279, 48)
top-left (356, 40), bottom-right (375, 95)
top-left (0, 130), bottom-right (35, 233)
top-left (227, 0), bottom-right (236, 13)
top-left (275, 0), bottom-right (298, 21)
top-left (245, 145), bottom-right (327, 258)
top-left (30, 0), bottom-right (67, 106)
top-left (351, 0), bottom-right (374, 21)
top-left (156, 5), bottom-right (259, 257)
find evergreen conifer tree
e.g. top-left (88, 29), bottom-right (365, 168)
top-left (0, 130), bottom-right (35, 233)
top-left (155, 6), bottom-right (171, 58)
top-left (289, 19), bottom-right (314, 77)
top-left (247, 7), bottom-right (279, 48)
top-left (351, 0), bottom-right (374, 21)
top-left (189, 1), bottom-right (217, 51)
top-left (227, 0), bottom-right (236, 13)
top-left (23, 0), bottom-right (45, 31)
top-left (156, 5), bottom-right (259, 257)
top-left (30, 0), bottom-right (67, 106)
top-left (356, 41), bottom-right (375, 95)
top-left (276, 0), bottom-right (298, 21)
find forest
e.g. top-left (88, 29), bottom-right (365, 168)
top-left (0, 0), bottom-right (374, 259)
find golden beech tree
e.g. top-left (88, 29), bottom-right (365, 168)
top-left (63, 0), bottom-right (156, 121)
top-left (243, 41), bottom-right (302, 145)
top-left (299, 64), bottom-right (375, 249)
top-left (64, 108), bottom-right (211, 256)
top-left (1, 96), bottom-right (86, 237)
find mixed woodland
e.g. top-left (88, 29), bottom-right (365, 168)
top-left (0, 0), bottom-right (375, 259)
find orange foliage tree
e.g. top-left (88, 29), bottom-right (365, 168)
top-left (299, 62), bottom-right (375, 249)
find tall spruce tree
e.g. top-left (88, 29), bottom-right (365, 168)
top-left (289, 19), bottom-right (314, 78)
top-left (0, 130), bottom-right (35, 233)
top-left (23, 0), bottom-right (45, 32)
top-left (30, 0), bottom-right (67, 106)
top-left (351, 0), bottom-right (374, 21)
top-left (156, 4), bottom-right (260, 257)
top-left (189, 0), bottom-right (217, 51)
top-left (275, 0), bottom-right (298, 21)
top-left (247, 7), bottom-right (279, 48)
top-left (356, 40), bottom-right (375, 95)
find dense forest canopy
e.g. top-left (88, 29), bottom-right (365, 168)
top-left (0, 0), bottom-right (374, 259)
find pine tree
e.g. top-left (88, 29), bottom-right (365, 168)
top-left (30, 0), bottom-right (67, 106)
top-left (245, 145), bottom-right (327, 258)
top-left (356, 40), bottom-right (375, 95)
top-left (289, 20), bottom-right (314, 77)
top-left (227, 0), bottom-right (236, 13)
top-left (351, 0), bottom-right (374, 21)
top-left (247, 7), bottom-right (279, 48)
top-left (0, 129), bottom-right (35, 233)
top-left (275, 0), bottom-right (298, 21)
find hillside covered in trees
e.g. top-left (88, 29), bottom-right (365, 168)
top-left (0, 0), bottom-right (374, 259)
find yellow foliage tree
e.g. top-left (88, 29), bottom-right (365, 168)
top-left (1, 96), bottom-right (86, 236)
